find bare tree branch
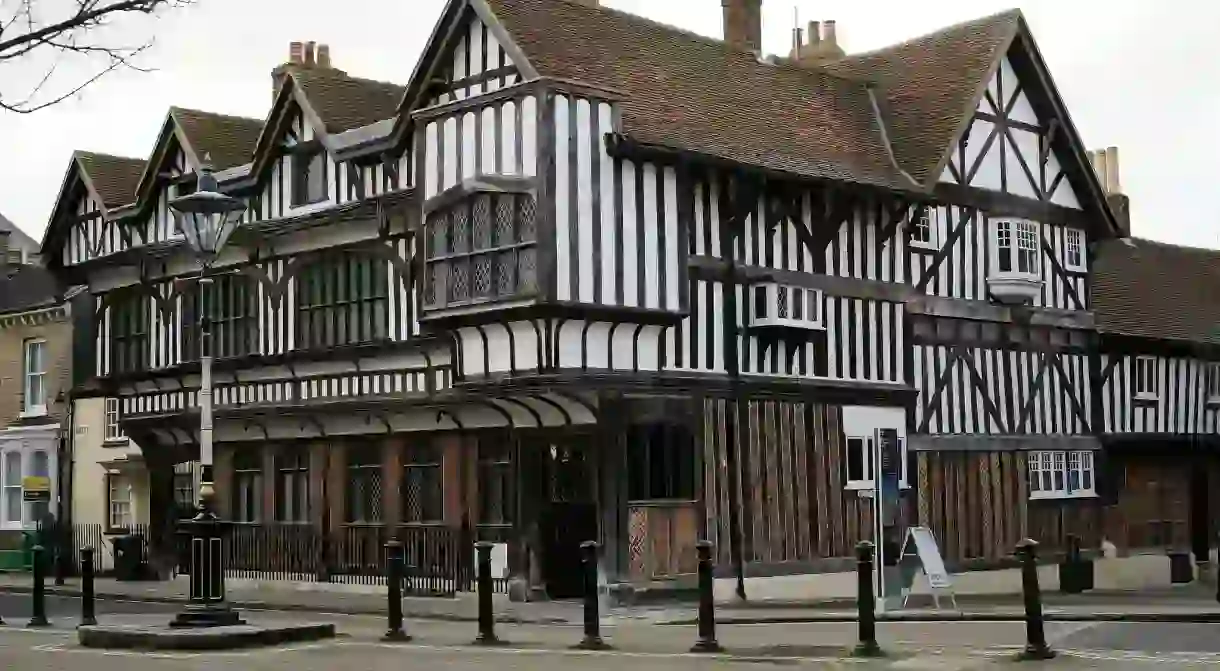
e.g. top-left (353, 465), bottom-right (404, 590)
top-left (0, 0), bottom-right (193, 113)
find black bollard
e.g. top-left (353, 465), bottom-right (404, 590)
top-left (1015, 539), bottom-right (1055, 661)
top-left (28, 545), bottom-right (49, 627)
top-left (473, 541), bottom-right (502, 645)
top-left (574, 540), bottom-right (610, 650)
top-left (382, 541), bottom-right (410, 642)
top-left (689, 540), bottom-right (723, 653)
top-left (852, 541), bottom-right (883, 657)
top-left (80, 546), bottom-right (98, 626)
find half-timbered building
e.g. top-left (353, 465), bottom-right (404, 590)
top-left (41, 0), bottom-right (1155, 599)
top-left (1091, 184), bottom-right (1220, 563)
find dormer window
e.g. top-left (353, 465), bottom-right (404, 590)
top-left (987, 218), bottom-right (1043, 305)
top-left (750, 283), bottom-right (824, 331)
top-left (292, 147), bottom-right (328, 207)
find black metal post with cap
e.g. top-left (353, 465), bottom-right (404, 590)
top-left (167, 157), bottom-right (248, 629)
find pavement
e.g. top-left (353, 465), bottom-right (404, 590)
top-left (4, 605), bottom-right (1220, 669)
top-left (1, 572), bottom-right (1218, 626)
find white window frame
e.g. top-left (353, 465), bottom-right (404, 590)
top-left (1, 450), bottom-right (22, 530)
top-left (993, 219), bottom-right (1041, 279)
top-left (22, 338), bottom-right (47, 417)
top-left (844, 433), bottom-right (908, 491)
top-left (1134, 355), bottom-right (1159, 401)
top-left (108, 474), bottom-right (133, 531)
top-left (1028, 450), bottom-right (1095, 500)
top-left (908, 206), bottom-right (937, 250)
top-left (1206, 363), bottom-right (1220, 403)
top-left (1063, 228), bottom-right (1085, 272)
top-left (104, 398), bottom-right (125, 443)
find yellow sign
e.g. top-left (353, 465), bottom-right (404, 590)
top-left (22, 476), bottom-right (50, 493)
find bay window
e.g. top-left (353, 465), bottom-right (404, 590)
top-left (423, 191), bottom-right (538, 310)
top-left (995, 219), bottom-right (1040, 276)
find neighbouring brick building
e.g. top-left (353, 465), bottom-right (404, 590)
top-left (0, 230), bottom-right (74, 548)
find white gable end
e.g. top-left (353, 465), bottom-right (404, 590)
top-left (941, 55), bottom-right (1082, 210)
top-left (430, 12), bottom-right (521, 107)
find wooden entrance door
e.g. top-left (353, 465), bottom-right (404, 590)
top-left (1116, 458), bottom-right (1190, 550)
top-left (539, 442), bottom-right (597, 599)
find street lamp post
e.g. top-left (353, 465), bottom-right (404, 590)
top-left (167, 158), bottom-right (246, 628)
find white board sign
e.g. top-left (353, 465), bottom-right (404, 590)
top-left (904, 526), bottom-right (952, 589)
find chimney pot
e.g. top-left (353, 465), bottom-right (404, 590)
top-left (289, 41), bottom-right (304, 64)
top-left (304, 40), bottom-right (317, 65)
top-left (722, 0), bottom-right (763, 54)
top-left (1104, 146), bottom-right (1122, 195)
top-left (823, 19), bottom-right (838, 47)
top-left (317, 43), bottom-right (331, 68)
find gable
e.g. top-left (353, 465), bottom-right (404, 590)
top-left (425, 6), bottom-right (523, 108)
top-left (940, 53), bottom-right (1080, 209)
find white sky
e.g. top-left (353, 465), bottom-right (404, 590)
top-left (1, 0), bottom-right (1216, 248)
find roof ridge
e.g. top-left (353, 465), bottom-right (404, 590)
top-left (840, 8), bottom-right (1022, 61)
top-left (73, 149), bottom-right (144, 162)
top-left (170, 106), bottom-right (264, 124)
top-left (1113, 236), bottom-right (1220, 255)
top-left (293, 68), bottom-right (405, 89)
top-left (528, 0), bottom-right (867, 88)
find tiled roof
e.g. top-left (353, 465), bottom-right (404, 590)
top-left (485, 0), bottom-right (915, 190)
top-left (821, 10), bottom-right (1021, 186)
top-left (0, 264), bottom-right (63, 314)
top-left (293, 70), bottom-right (405, 133)
top-left (74, 151), bottom-right (145, 208)
top-left (1092, 238), bottom-right (1220, 344)
top-left (171, 107), bottom-right (265, 171)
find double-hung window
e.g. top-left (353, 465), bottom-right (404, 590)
top-left (1207, 363), bottom-right (1220, 403)
top-left (995, 220), bottom-right (1040, 276)
top-left (1028, 450), bottom-right (1095, 499)
top-left (1134, 355), bottom-right (1159, 400)
top-left (104, 398), bottom-right (125, 442)
top-left (1063, 229), bottom-right (1085, 271)
top-left (22, 339), bottom-right (46, 416)
top-left (909, 206), bottom-right (937, 249)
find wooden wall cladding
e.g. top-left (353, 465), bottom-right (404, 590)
top-left (700, 398), bottom-right (874, 568)
top-left (627, 502), bottom-right (699, 580)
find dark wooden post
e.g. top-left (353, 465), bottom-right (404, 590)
top-left (689, 540), bottom-right (723, 653)
top-left (574, 541), bottom-right (610, 650)
top-left (382, 541), bottom-right (409, 642)
top-left (473, 541), bottom-right (502, 645)
top-left (80, 546), bottom-right (98, 626)
top-left (1016, 539), bottom-right (1055, 661)
top-left (853, 541), bottom-right (883, 657)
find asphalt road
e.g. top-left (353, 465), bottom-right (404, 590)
top-left (1054, 621), bottom-right (1220, 655)
top-left (0, 593), bottom-right (180, 623)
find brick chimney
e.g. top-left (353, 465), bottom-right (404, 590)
top-left (1088, 146), bottom-right (1130, 237)
top-left (789, 19), bottom-right (845, 66)
top-left (723, 0), bottom-right (763, 54)
top-left (271, 41), bottom-right (345, 102)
